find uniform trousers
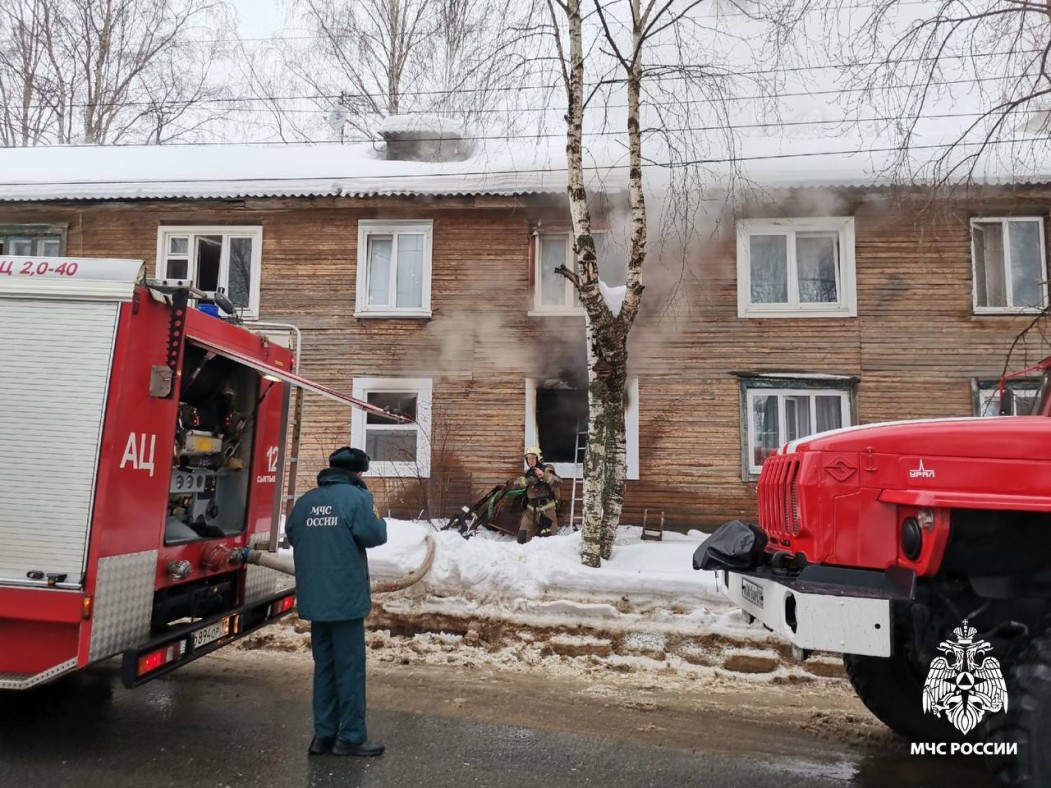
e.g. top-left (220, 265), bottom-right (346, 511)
top-left (310, 618), bottom-right (367, 743)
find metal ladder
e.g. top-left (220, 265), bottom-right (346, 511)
top-left (567, 425), bottom-right (587, 530)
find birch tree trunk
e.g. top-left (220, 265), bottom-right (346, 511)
top-left (554, 0), bottom-right (647, 567)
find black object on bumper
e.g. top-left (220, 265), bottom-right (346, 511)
top-left (692, 520), bottom-right (769, 571)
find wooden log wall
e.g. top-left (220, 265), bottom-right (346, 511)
top-left (1, 185), bottom-right (1048, 531)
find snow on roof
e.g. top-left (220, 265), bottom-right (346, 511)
top-left (377, 113), bottom-right (467, 139)
top-left (0, 138), bottom-right (626, 202)
top-left (0, 115), bottom-right (1048, 204)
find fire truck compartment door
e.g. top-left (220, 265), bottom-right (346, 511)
top-left (0, 298), bottom-right (120, 587)
top-left (189, 338), bottom-right (389, 414)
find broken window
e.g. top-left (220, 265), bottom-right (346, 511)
top-left (365, 391), bottom-right (419, 461)
top-left (535, 386), bottom-right (588, 465)
top-left (526, 378), bottom-right (640, 480)
top-left (156, 227), bottom-right (262, 317)
top-left (351, 377), bottom-right (432, 477)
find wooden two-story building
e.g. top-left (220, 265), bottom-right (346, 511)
top-left (1, 131), bottom-right (1048, 529)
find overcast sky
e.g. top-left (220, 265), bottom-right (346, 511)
top-left (231, 0), bottom-right (286, 40)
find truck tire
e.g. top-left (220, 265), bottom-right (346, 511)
top-left (844, 651), bottom-right (965, 743)
top-left (985, 635), bottom-right (1051, 786)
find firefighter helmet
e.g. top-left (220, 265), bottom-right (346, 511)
top-left (524, 446), bottom-right (543, 463)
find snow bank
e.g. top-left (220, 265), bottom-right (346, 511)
top-left (369, 519), bottom-right (721, 606)
top-left (262, 519), bottom-right (843, 681)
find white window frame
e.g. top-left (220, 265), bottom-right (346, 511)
top-left (975, 379), bottom-right (1040, 417)
top-left (351, 377), bottom-right (432, 478)
top-left (736, 217), bottom-right (857, 318)
top-left (530, 231), bottom-right (621, 316)
top-left (524, 378), bottom-right (639, 480)
top-left (355, 220), bottom-right (433, 318)
top-left (744, 385), bottom-right (852, 477)
top-left (154, 226), bottom-right (263, 318)
top-left (532, 232), bottom-right (579, 315)
top-left (970, 217), bottom-right (1048, 314)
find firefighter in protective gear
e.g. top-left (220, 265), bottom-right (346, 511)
top-left (514, 447), bottom-right (561, 543)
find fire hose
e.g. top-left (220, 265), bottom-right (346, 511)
top-left (238, 532), bottom-right (436, 593)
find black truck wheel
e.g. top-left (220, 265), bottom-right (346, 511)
top-left (844, 650), bottom-right (965, 743)
top-left (985, 635), bottom-right (1051, 786)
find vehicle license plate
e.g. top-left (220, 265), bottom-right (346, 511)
top-left (740, 578), bottom-right (765, 610)
top-left (192, 618), bottom-right (230, 648)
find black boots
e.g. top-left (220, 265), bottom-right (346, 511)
top-left (311, 735), bottom-right (385, 756)
top-left (332, 739), bottom-right (386, 757)
top-left (308, 736), bottom-right (335, 755)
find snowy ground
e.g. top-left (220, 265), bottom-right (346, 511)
top-left (248, 520), bottom-right (846, 684)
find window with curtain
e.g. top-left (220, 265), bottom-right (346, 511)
top-left (971, 218), bottom-right (1047, 312)
top-left (743, 381), bottom-right (853, 476)
top-left (737, 218), bottom-right (857, 318)
top-left (356, 221), bottom-right (432, 317)
top-left (533, 231), bottom-right (623, 313)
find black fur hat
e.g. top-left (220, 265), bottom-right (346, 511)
top-left (329, 446), bottom-right (370, 473)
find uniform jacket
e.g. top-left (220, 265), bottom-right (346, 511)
top-left (285, 468), bottom-right (388, 622)
top-left (516, 464), bottom-right (561, 510)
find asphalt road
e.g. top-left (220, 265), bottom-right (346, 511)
top-left (0, 650), bottom-right (994, 788)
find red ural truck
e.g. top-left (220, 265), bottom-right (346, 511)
top-left (699, 366), bottom-right (1051, 785)
top-left (0, 256), bottom-right (393, 691)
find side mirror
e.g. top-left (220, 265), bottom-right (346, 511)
top-left (999, 388), bottom-right (1013, 416)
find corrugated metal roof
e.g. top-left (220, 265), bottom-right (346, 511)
top-left (0, 141), bottom-right (611, 202)
top-left (0, 137), bottom-right (1047, 203)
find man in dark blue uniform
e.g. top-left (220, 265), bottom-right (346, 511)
top-left (285, 446), bottom-right (388, 757)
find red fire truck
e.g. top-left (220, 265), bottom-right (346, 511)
top-left (0, 255), bottom-right (399, 691)
top-left (700, 362), bottom-right (1051, 785)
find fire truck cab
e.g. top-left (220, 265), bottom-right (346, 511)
top-left (0, 255), bottom-right (371, 690)
top-left (698, 358), bottom-right (1051, 785)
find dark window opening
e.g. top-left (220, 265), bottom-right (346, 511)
top-left (197, 235), bottom-right (222, 292)
top-left (537, 387), bottom-right (588, 464)
top-left (366, 391), bottom-right (418, 422)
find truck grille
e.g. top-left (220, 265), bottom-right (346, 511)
top-left (758, 454), bottom-right (801, 539)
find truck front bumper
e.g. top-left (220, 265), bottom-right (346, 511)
top-left (725, 570), bottom-right (895, 657)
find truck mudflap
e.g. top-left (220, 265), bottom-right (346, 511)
top-left (723, 567), bottom-right (910, 657)
top-left (121, 587), bottom-right (296, 688)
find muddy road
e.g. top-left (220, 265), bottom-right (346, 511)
top-left (0, 646), bottom-right (992, 787)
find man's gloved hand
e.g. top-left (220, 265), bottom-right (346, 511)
top-left (525, 467), bottom-right (540, 483)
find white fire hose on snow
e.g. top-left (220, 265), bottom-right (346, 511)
top-left (240, 532), bottom-right (436, 593)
